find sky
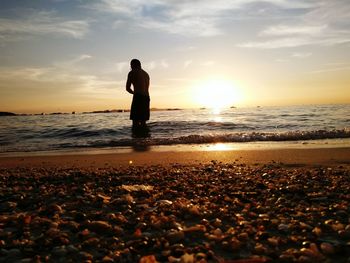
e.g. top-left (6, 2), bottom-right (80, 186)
top-left (0, 0), bottom-right (349, 113)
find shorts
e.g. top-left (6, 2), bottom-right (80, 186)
top-left (130, 94), bottom-right (150, 121)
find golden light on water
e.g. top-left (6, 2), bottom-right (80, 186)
top-left (213, 115), bottom-right (223, 122)
top-left (194, 79), bottom-right (243, 111)
top-left (206, 143), bottom-right (236, 151)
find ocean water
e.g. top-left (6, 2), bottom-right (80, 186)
top-left (0, 104), bottom-right (350, 153)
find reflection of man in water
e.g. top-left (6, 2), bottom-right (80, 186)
top-left (126, 59), bottom-right (150, 128)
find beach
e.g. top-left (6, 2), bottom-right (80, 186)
top-left (1, 146), bottom-right (350, 168)
top-left (2, 0), bottom-right (350, 261)
top-left (0, 146), bottom-right (349, 262)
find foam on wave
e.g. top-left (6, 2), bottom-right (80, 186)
top-left (62, 129), bottom-right (350, 148)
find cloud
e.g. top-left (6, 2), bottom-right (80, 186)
top-left (238, 35), bottom-right (350, 49)
top-left (0, 11), bottom-right (89, 43)
top-left (0, 57), bottom-right (171, 98)
top-left (0, 55), bottom-right (122, 96)
top-left (176, 46), bottom-right (197, 52)
top-left (238, 1), bottom-right (350, 49)
top-left (0, 67), bottom-right (51, 82)
top-left (309, 66), bottom-right (350, 74)
top-left (115, 62), bottom-right (129, 73)
top-left (308, 61), bottom-right (350, 74)
top-left (160, 60), bottom-right (169, 68)
top-left (112, 59), bottom-right (169, 74)
top-left (292, 52), bottom-right (312, 58)
top-left (90, 0), bottom-right (151, 15)
top-left (275, 58), bottom-right (289, 62)
top-left (89, 0), bottom-right (318, 37)
top-left (184, 60), bottom-right (193, 69)
top-left (201, 61), bottom-right (215, 67)
top-left (0, 67), bottom-right (124, 105)
top-left (260, 25), bottom-right (327, 36)
top-left (166, 78), bottom-right (194, 82)
top-left (305, 0), bottom-right (350, 25)
top-left (144, 60), bottom-right (169, 70)
top-left (138, 16), bottom-right (223, 37)
top-left (53, 54), bottom-right (92, 69)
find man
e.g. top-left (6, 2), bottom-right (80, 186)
top-left (126, 59), bottom-right (150, 128)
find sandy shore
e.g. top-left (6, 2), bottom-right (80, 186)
top-left (1, 147), bottom-right (350, 169)
top-left (0, 147), bottom-right (349, 262)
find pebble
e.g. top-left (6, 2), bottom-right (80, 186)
top-left (51, 246), bottom-right (67, 257)
top-left (7, 248), bottom-right (21, 257)
top-left (267, 237), bottom-right (279, 247)
top-left (255, 243), bottom-right (268, 254)
top-left (184, 224), bottom-right (206, 233)
top-left (86, 221), bottom-right (113, 234)
top-left (332, 222), bottom-right (345, 231)
top-left (157, 200), bottom-right (173, 206)
top-left (79, 251), bottom-right (93, 260)
top-left (180, 253), bottom-right (194, 263)
top-left (102, 255), bottom-right (114, 262)
top-left (20, 258), bottom-right (32, 263)
top-left (66, 244), bottom-right (79, 253)
top-left (0, 164), bottom-right (349, 262)
top-left (212, 218), bottom-right (222, 227)
top-left (82, 237), bottom-right (100, 248)
top-left (229, 237), bottom-right (241, 251)
top-left (166, 230), bottom-right (185, 244)
top-left (238, 232), bottom-right (249, 241)
top-left (187, 205), bottom-right (200, 216)
top-left (0, 201), bottom-right (17, 211)
top-left (312, 227), bottom-right (322, 236)
top-left (278, 224), bottom-right (289, 232)
top-left (279, 253), bottom-right (295, 262)
top-left (320, 242), bottom-right (335, 255)
top-left (49, 204), bottom-right (63, 214)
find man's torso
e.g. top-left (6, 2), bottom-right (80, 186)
top-left (129, 69), bottom-right (150, 96)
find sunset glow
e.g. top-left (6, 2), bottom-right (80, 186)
top-left (206, 143), bottom-right (237, 151)
top-left (0, 1), bottom-right (349, 113)
top-left (194, 79), bottom-right (243, 110)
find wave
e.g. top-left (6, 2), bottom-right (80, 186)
top-left (57, 129), bottom-right (350, 148)
top-left (39, 127), bottom-right (121, 138)
top-left (25, 122), bottom-right (259, 140)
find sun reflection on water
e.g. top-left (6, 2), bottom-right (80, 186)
top-left (212, 107), bottom-right (221, 115)
top-left (213, 116), bottom-right (222, 122)
top-left (194, 79), bottom-right (243, 110)
top-left (206, 143), bottom-right (237, 151)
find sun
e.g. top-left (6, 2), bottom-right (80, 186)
top-left (194, 79), bottom-right (242, 111)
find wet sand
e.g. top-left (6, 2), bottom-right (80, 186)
top-left (0, 147), bottom-right (349, 262)
top-left (1, 147), bottom-right (350, 169)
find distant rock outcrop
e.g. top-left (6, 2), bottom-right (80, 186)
top-left (0, 112), bottom-right (16, 116)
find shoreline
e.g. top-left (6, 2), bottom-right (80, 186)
top-left (1, 138), bottom-right (350, 157)
top-left (1, 145), bottom-right (350, 169)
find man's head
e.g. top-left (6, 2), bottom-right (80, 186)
top-left (130, 59), bottom-right (141, 70)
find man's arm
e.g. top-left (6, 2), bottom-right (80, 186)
top-left (126, 73), bottom-right (134, 94)
top-left (146, 72), bottom-right (150, 90)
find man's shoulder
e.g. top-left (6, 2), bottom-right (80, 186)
top-left (142, 69), bottom-right (150, 78)
top-left (129, 69), bottom-right (149, 79)
top-left (128, 71), bottom-right (135, 78)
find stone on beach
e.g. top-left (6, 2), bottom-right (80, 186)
top-left (85, 221), bottom-right (113, 234)
top-left (0, 163), bottom-right (349, 262)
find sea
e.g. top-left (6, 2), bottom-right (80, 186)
top-left (0, 104), bottom-right (350, 154)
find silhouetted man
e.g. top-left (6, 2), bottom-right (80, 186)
top-left (126, 59), bottom-right (150, 128)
